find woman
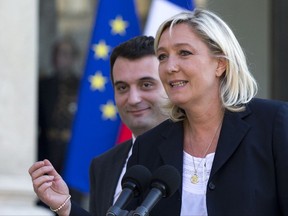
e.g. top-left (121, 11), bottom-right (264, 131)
top-left (127, 8), bottom-right (288, 216)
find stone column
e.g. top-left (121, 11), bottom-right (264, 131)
top-left (0, 1), bottom-right (52, 215)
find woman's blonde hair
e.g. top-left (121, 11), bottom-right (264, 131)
top-left (155, 8), bottom-right (258, 121)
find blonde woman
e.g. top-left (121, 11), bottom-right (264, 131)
top-left (128, 8), bottom-right (288, 216)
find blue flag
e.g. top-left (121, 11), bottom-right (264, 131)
top-left (64, 0), bottom-right (141, 193)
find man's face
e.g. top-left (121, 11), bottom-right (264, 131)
top-left (113, 55), bottom-right (168, 136)
top-left (55, 42), bottom-right (76, 73)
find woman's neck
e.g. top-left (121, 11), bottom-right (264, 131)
top-left (183, 108), bottom-right (224, 157)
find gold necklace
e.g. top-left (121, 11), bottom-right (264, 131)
top-left (189, 121), bottom-right (222, 184)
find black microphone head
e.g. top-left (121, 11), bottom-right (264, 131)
top-left (151, 165), bottom-right (181, 198)
top-left (121, 165), bottom-right (152, 197)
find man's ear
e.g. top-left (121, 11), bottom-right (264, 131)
top-left (216, 57), bottom-right (227, 77)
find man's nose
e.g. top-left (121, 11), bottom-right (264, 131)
top-left (127, 88), bottom-right (141, 104)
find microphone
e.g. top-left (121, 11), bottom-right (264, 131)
top-left (106, 165), bottom-right (152, 216)
top-left (132, 165), bottom-right (181, 216)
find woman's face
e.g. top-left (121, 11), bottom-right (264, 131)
top-left (156, 23), bottom-right (225, 110)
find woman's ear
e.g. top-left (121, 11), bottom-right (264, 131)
top-left (216, 58), bottom-right (227, 77)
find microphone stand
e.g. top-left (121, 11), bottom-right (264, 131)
top-left (106, 208), bottom-right (135, 216)
top-left (106, 207), bottom-right (129, 216)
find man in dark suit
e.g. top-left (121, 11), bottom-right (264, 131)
top-left (88, 35), bottom-right (168, 216)
top-left (29, 35), bottom-right (169, 216)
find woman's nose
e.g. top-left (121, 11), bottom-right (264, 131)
top-left (166, 57), bottom-right (179, 73)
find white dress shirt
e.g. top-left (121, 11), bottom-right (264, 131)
top-left (113, 136), bottom-right (136, 203)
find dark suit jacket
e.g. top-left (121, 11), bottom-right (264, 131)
top-left (89, 140), bottom-right (133, 215)
top-left (70, 140), bottom-right (132, 216)
top-left (127, 98), bottom-right (288, 216)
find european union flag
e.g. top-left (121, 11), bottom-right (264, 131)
top-left (64, 0), bottom-right (140, 193)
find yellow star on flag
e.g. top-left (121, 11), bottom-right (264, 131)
top-left (88, 71), bottom-right (108, 91)
top-left (110, 15), bottom-right (129, 35)
top-left (91, 40), bottom-right (110, 59)
top-left (100, 100), bottom-right (118, 120)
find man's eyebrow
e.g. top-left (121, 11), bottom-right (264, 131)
top-left (114, 80), bottom-right (126, 86)
top-left (114, 77), bottom-right (157, 86)
top-left (139, 76), bottom-right (157, 81)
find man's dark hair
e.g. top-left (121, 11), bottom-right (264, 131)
top-left (110, 35), bottom-right (155, 84)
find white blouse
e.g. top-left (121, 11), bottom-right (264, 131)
top-left (181, 151), bottom-right (215, 216)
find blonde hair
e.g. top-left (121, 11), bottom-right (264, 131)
top-left (155, 8), bottom-right (258, 121)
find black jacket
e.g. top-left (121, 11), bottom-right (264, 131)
top-left (127, 98), bottom-right (288, 216)
top-left (71, 98), bottom-right (288, 215)
top-left (70, 140), bottom-right (132, 216)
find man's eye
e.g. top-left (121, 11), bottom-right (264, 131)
top-left (142, 82), bottom-right (153, 89)
top-left (116, 85), bottom-right (127, 92)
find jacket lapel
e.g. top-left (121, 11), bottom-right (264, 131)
top-left (158, 121), bottom-right (184, 175)
top-left (211, 108), bottom-right (251, 177)
top-left (100, 140), bottom-right (133, 213)
top-left (152, 108), bottom-right (252, 184)
top-left (157, 121), bottom-right (184, 204)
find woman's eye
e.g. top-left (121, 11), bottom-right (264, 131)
top-left (157, 53), bottom-right (167, 61)
top-left (179, 50), bottom-right (192, 56)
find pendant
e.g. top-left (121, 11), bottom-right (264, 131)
top-left (191, 173), bottom-right (199, 184)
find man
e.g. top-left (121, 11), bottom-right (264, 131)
top-left (37, 36), bottom-right (83, 209)
top-left (38, 35), bottom-right (80, 173)
top-left (29, 35), bottom-right (169, 216)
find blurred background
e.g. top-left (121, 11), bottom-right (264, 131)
top-left (0, 0), bottom-right (287, 215)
